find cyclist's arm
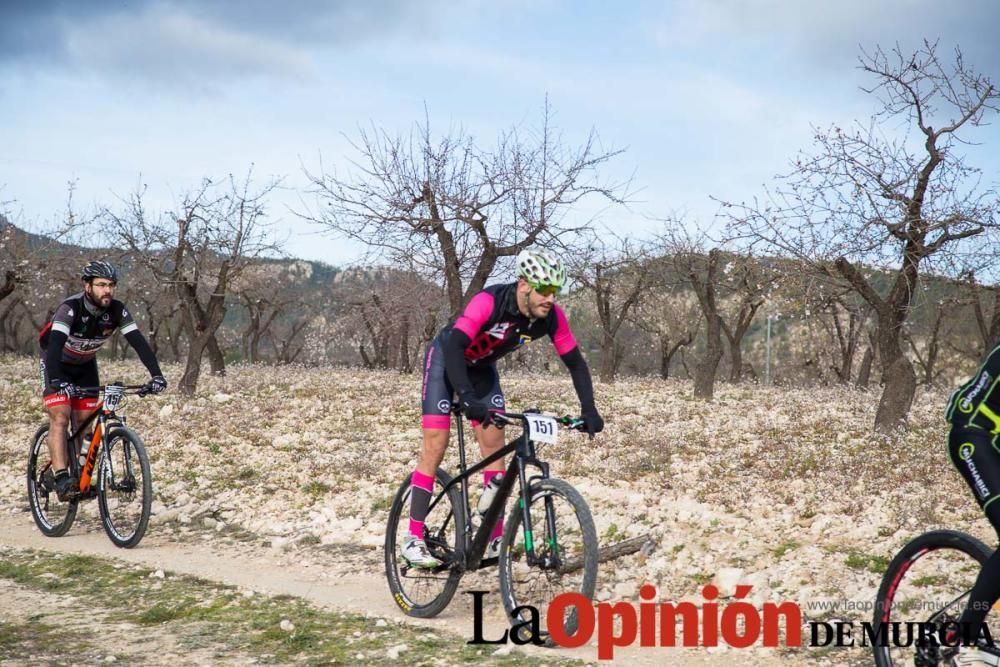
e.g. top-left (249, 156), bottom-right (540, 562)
top-left (549, 305), bottom-right (596, 414)
top-left (123, 330), bottom-right (163, 377)
top-left (116, 303), bottom-right (163, 377)
top-left (44, 329), bottom-right (69, 387)
top-left (559, 346), bottom-right (597, 415)
top-left (42, 305), bottom-right (74, 386)
top-left (444, 291), bottom-right (496, 397)
top-left (443, 330), bottom-right (476, 397)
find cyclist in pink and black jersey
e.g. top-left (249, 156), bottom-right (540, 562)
top-left (402, 249), bottom-right (604, 568)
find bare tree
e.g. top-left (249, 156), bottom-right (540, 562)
top-left (722, 41), bottom-right (1000, 430)
top-left (719, 255), bottom-right (779, 382)
top-left (632, 286), bottom-right (700, 380)
top-left (302, 101), bottom-right (630, 317)
top-left (101, 172), bottom-right (283, 394)
top-left (333, 268), bottom-right (446, 371)
top-left (568, 233), bottom-right (656, 382)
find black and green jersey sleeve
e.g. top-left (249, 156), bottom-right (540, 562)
top-left (947, 345), bottom-right (1000, 430)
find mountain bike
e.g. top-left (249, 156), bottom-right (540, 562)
top-left (872, 529), bottom-right (1000, 666)
top-left (27, 383), bottom-right (155, 548)
top-left (384, 405), bottom-right (599, 642)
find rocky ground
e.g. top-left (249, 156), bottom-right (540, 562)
top-left (0, 355), bottom-right (988, 664)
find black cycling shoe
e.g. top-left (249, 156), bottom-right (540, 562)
top-left (53, 473), bottom-right (80, 502)
top-left (40, 469), bottom-right (57, 492)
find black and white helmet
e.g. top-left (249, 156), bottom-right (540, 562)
top-left (81, 261), bottom-right (118, 283)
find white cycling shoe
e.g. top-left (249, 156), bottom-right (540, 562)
top-left (484, 536), bottom-right (503, 559)
top-left (401, 536), bottom-right (442, 569)
top-left (950, 645), bottom-right (1000, 667)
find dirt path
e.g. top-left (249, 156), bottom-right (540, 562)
top-left (0, 508), bottom-right (808, 666)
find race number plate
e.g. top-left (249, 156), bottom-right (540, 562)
top-left (103, 386), bottom-right (124, 412)
top-left (526, 414), bottom-right (558, 444)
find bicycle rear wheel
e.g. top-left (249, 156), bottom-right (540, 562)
top-left (26, 424), bottom-right (78, 537)
top-left (97, 427), bottom-right (152, 548)
top-left (872, 529), bottom-right (994, 667)
top-left (384, 468), bottom-right (465, 618)
top-left (498, 477), bottom-right (598, 643)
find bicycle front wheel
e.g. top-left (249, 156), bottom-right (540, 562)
top-left (872, 529), bottom-right (993, 667)
top-left (97, 427), bottom-right (152, 548)
top-left (499, 477), bottom-right (598, 643)
top-left (26, 424), bottom-right (78, 537)
top-left (384, 468), bottom-right (465, 618)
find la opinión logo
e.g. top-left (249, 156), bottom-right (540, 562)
top-left (468, 585), bottom-right (995, 660)
top-left (468, 584), bottom-right (801, 660)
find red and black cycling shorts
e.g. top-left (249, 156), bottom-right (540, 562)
top-left (39, 356), bottom-right (100, 410)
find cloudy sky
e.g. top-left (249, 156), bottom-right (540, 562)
top-left (3, 1), bottom-right (1000, 266)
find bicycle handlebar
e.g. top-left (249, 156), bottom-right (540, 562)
top-left (66, 383), bottom-right (154, 398)
top-left (448, 402), bottom-right (587, 432)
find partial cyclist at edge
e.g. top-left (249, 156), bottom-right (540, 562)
top-left (38, 261), bottom-right (167, 501)
top-left (945, 342), bottom-right (1000, 666)
top-left (401, 248), bottom-right (605, 568)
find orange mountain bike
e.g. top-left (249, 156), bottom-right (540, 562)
top-left (27, 382), bottom-right (154, 548)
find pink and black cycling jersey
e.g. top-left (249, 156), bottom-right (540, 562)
top-left (420, 282), bottom-right (582, 428)
top-left (446, 282), bottom-right (577, 365)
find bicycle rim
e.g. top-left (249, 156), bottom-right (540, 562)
top-left (384, 469), bottom-right (465, 618)
top-left (499, 477), bottom-right (598, 643)
top-left (26, 425), bottom-right (78, 537)
top-left (97, 428), bottom-right (152, 548)
top-left (872, 530), bottom-right (994, 667)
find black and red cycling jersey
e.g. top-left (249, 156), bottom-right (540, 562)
top-left (39, 293), bottom-right (138, 365)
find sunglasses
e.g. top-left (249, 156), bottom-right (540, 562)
top-left (533, 284), bottom-right (560, 297)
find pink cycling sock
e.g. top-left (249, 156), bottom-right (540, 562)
top-left (484, 470), bottom-right (504, 540)
top-left (409, 469), bottom-right (435, 539)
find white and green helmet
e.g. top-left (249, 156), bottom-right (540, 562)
top-left (516, 249), bottom-right (567, 292)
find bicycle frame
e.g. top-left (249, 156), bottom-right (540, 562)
top-left (63, 385), bottom-right (142, 494)
top-left (428, 411), bottom-right (553, 573)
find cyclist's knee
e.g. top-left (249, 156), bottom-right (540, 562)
top-left (419, 429), bottom-right (449, 467)
top-left (48, 407), bottom-right (70, 428)
top-left (477, 427), bottom-right (504, 453)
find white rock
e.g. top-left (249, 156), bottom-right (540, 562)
top-left (158, 404), bottom-right (174, 418)
top-left (361, 533), bottom-right (383, 547)
top-left (810, 517), bottom-right (832, 536)
top-left (280, 619), bottom-right (295, 632)
top-left (715, 567), bottom-right (745, 597)
top-left (613, 582), bottom-right (634, 599)
top-left (375, 619), bottom-right (388, 627)
top-left (212, 393), bottom-right (233, 404)
top-left (386, 644), bottom-right (407, 660)
top-left (150, 569), bottom-right (165, 579)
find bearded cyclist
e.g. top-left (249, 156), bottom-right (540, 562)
top-left (945, 346), bottom-right (1000, 666)
top-left (38, 261), bottom-right (167, 501)
top-left (401, 248), bottom-right (604, 568)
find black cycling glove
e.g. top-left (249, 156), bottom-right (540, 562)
top-left (581, 409), bottom-right (604, 438)
top-left (149, 375), bottom-right (168, 394)
top-left (461, 396), bottom-right (492, 425)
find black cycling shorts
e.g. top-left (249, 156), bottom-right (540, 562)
top-left (420, 336), bottom-right (504, 429)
